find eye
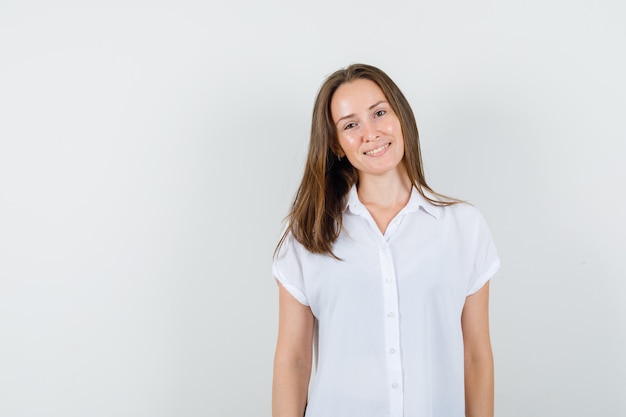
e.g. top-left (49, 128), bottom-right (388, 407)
top-left (343, 122), bottom-right (357, 130)
top-left (374, 109), bottom-right (386, 117)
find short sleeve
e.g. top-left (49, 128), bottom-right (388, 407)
top-left (272, 233), bottom-right (310, 306)
top-left (466, 210), bottom-right (501, 296)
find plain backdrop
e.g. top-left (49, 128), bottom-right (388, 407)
top-left (1, 0), bottom-right (625, 416)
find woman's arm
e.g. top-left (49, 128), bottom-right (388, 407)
top-left (461, 282), bottom-right (494, 417)
top-left (272, 283), bottom-right (315, 417)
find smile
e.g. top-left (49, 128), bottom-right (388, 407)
top-left (364, 143), bottom-right (390, 156)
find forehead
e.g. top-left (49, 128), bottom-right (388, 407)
top-left (330, 79), bottom-right (387, 119)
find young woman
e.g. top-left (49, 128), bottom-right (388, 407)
top-left (272, 64), bottom-right (500, 417)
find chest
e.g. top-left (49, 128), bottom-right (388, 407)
top-left (301, 213), bottom-right (472, 320)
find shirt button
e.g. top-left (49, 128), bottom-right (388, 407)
top-left (391, 382), bottom-right (398, 389)
top-left (389, 348), bottom-right (396, 354)
top-left (387, 312), bottom-right (395, 318)
top-left (385, 277), bottom-right (392, 283)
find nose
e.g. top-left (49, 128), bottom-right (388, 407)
top-left (362, 119), bottom-right (379, 142)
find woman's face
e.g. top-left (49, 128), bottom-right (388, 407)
top-left (330, 78), bottom-right (405, 181)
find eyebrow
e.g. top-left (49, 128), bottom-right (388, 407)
top-left (335, 100), bottom-right (388, 126)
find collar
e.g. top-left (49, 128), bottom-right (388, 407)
top-left (345, 184), bottom-right (442, 219)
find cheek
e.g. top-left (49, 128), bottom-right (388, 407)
top-left (339, 134), bottom-right (359, 149)
top-left (385, 121), bottom-right (400, 135)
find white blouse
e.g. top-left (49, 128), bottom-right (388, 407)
top-left (273, 185), bottom-right (500, 417)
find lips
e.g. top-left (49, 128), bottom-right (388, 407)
top-left (364, 142), bottom-right (391, 156)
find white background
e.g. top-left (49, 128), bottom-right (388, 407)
top-left (1, 0), bottom-right (625, 416)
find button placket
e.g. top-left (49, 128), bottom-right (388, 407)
top-left (379, 243), bottom-right (404, 417)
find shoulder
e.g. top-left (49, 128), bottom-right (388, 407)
top-left (418, 188), bottom-right (485, 224)
top-left (434, 201), bottom-right (495, 244)
top-left (275, 230), bottom-right (304, 261)
top-left (274, 229), bottom-right (324, 268)
top-left (442, 201), bottom-right (484, 221)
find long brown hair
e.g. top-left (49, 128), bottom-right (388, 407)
top-left (277, 63), bottom-right (459, 257)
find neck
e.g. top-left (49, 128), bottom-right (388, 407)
top-left (357, 168), bottom-right (412, 208)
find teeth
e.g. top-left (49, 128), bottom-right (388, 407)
top-left (365, 143), bottom-right (389, 155)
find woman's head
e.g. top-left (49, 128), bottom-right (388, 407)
top-left (309, 63), bottom-right (427, 189)
top-left (330, 78), bottom-right (406, 181)
top-left (280, 63), bottom-right (450, 257)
